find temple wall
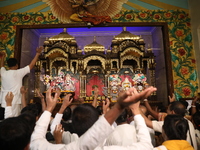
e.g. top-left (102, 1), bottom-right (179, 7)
top-left (189, 0), bottom-right (200, 93)
top-left (21, 29), bottom-right (40, 100)
top-left (152, 27), bottom-right (168, 105)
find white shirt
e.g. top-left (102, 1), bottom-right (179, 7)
top-left (195, 129), bottom-right (200, 150)
top-left (96, 115), bottom-right (154, 150)
top-left (0, 66), bottom-right (30, 105)
top-left (104, 123), bottom-right (137, 146)
top-left (50, 113), bottom-right (79, 144)
top-left (30, 111), bottom-right (113, 150)
top-left (130, 120), bottom-right (156, 146)
top-left (4, 106), bottom-right (13, 119)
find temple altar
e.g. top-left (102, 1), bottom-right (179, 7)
top-left (35, 27), bottom-right (156, 102)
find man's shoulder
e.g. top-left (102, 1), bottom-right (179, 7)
top-left (18, 65), bottom-right (30, 71)
top-left (1, 67), bottom-right (6, 72)
top-left (21, 65), bottom-right (29, 69)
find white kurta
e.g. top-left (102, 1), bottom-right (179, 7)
top-left (96, 115), bottom-right (154, 150)
top-left (50, 113), bottom-right (79, 144)
top-left (0, 66), bottom-right (30, 116)
top-left (104, 123), bottom-right (137, 146)
top-left (0, 66), bottom-right (30, 105)
top-left (30, 111), bottom-right (113, 150)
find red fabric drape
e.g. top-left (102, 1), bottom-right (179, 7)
top-left (86, 75), bottom-right (104, 96)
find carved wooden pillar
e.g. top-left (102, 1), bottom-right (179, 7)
top-left (34, 60), bottom-right (41, 96)
top-left (80, 74), bottom-right (86, 97)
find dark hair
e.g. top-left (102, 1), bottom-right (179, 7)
top-left (7, 58), bottom-right (18, 67)
top-left (21, 103), bottom-right (42, 117)
top-left (96, 105), bottom-right (103, 115)
top-left (0, 107), bottom-right (5, 120)
top-left (72, 103), bottom-right (99, 137)
top-left (62, 106), bottom-right (72, 121)
top-left (157, 103), bottom-right (167, 112)
top-left (116, 109), bottom-right (128, 124)
top-left (180, 100), bottom-right (188, 109)
top-left (163, 114), bottom-right (189, 140)
top-left (196, 103), bottom-right (200, 112)
top-left (0, 113), bottom-right (36, 150)
top-left (169, 101), bottom-right (186, 117)
top-left (193, 111), bottom-right (200, 130)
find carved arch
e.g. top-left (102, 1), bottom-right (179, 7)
top-left (50, 57), bottom-right (69, 75)
top-left (45, 48), bottom-right (68, 58)
top-left (120, 47), bottom-right (144, 57)
top-left (83, 56), bottom-right (105, 70)
top-left (120, 55), bottom-right (140, 68)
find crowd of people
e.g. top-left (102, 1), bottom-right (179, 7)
top-left (0, 48), bottom-right (200, 150)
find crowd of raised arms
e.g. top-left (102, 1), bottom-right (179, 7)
top-left (0, 47), bottom-right (200, 150)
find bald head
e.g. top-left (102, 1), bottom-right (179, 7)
top-left (168, 101), bottom-right (186, 117)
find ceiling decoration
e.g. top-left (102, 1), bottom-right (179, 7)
top-left (0, 0), bottom-right (189, 13)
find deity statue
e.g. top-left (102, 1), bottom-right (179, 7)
top-left (43, 0), bottom-right (127, 24)
top-left (122, 77), bottom-right (132, 91)
top-left (63, 73), bottom-right (76, 92)
top-left (132, 73), bottom-right (149, 93)
top-left (102, 74), bottom-right (122, 101)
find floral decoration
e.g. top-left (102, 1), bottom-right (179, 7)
top-left (40, 71), bottom-right (76, 92)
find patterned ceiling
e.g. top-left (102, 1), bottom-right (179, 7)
top-left (0, 0), bottom-right (189, 13)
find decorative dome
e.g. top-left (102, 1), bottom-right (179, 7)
top-left (49, 28), bottom-right (74, 41)
top-left (114, 27), bottom-right (140, 40)
top-left (84, 36), bottom-right (105, 52)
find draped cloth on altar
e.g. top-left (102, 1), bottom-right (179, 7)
top-left (86, 74), bottom-right (104, 96)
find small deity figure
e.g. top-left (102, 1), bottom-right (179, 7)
top-left (50, 79), bottom-right (57, 91)
top-left (63, 74), bottom-right (76, 91)
top-left (91, 85), bottom-right (99, 96)
top-left (109, 74), bottom-right (121, 101)
top-left (122, 78), bottom-right (132, 91)
top-left (132, 73), bottom-right (148, 93)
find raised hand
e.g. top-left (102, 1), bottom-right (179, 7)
top-left (45, 87), bottom-right (59, 112)
top-left (36, 88), bottom-right (46, 111)
top-left (20, 86), bottom-right (28, 95)
top-left (117, 86), bottom-right (157, 109)
top-left (58, 94), bottom-right (73, 114)
top-left (36, 46), bottom-right (43, 54)
top-left (53, 124), bottom-right (64, 144)
top-left (104, 86), bottom-right (157, 125)
top-left (20, 86), bottom-right (28, 108)
top-left (103, 98), bottom-right (110, 114)
top-left (5, 92), bottom-right (14, 106)
top-left (55, 87), bottom-right (61, 98)
top-left (168, 93), bottom-right (175, 103)
top-left (62, 94), bottom-right (73, 108)
top-left (35, 89), bottom-right (44, 101)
